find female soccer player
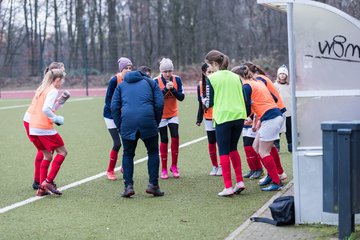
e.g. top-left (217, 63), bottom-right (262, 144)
top-left (24, 62), bottom-right (65, 190)
top-left (154, 58), bottom-right (185, 179)
top-left (237, 65), bottom-right (283, 191)
top-left (196, 63), bottom-right (221, 176)
top-left (29, 68), bottom-right (67, 196)
top-left (103, 57), bottom-right (133, 180)
top-left (204, 50), bottom-right (247, 196)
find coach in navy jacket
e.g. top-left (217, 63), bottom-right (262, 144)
top-left (111, 70), bottom-right (165, 197)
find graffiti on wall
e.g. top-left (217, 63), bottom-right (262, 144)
top-left (305, 35), bottom-right (360, 63)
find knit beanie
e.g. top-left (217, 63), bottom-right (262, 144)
top-left (277, 65), bottom-right (288, 76)
top-left (159, 58), bottom-right (174, 72)
top-left (118, 57), bottom-right (132, 72)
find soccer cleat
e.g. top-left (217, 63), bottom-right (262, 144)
top-left (36, 187), bottom-right (50, 196)
top-left (170, 166), bottom-right (180, 178)
top-left (215, 166), bottom-right (222, 176)
top-left (218, 187), bottom-right (234, 197)
top-left (32, 181), bottom-right (40, 190)
top-left (42, 180), bottom-right (62, 195)
top-left (106, 171), bottom-right (117, 181)
top-left (121, 185), bottom-right (135, 198)
top-left (261, 183), bottom-right (283, 191)
top-left (258, 175), bottom-right (272, 186)
top-left (279, 172), bottom-right (287, 181)
top-left (233, 181), bottom-right (246, 194)
top-left (250, 169), bottom-right (264, 179)
top-left (160, 170), bottom-right (168, 179)
top-left (145, 183), bottom-right (164, 197)
top-left (209, 167), bottom-right (218, 176)
top-left (243, 170), bottom-right (255, 178)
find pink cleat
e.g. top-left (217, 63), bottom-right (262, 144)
top-left (170, 166), bottom-right (180, 178)
top-left (106, 171), bottom-right (117, 181)
top-left (160, 170), bottom-right (168, 179)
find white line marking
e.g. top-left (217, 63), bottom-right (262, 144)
top-left (0, 98), bottom-right (94, 110)
top-left (0, 136), bottom-right (207, 214)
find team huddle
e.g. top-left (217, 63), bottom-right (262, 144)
top-left (24, 49), bottom-right (292, 198)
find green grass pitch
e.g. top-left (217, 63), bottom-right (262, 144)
top-left (0, 95), bottom-right (293, 239)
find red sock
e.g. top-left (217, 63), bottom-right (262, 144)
top-left (208, 143), bottom-right (218, 167)
top-left (46, 154), bottom-right (66, 183)
top-left (40, 159), bottom-right (51, 184)
top-left (219, 155), bottom-right (232, 188)
top-left (244, 146), bottom-right (255, 171)
top-left (171, 137), bottom-right (179, 167)
top-left (160, 142), bottom-right (168, 170)
top-left (107, 149), bottom-right (118, 172)
top-left (271, 146), bottom-right (284, 174)
top-left (229, 150), bottom-right (243, 183)
top-left (251, 148), bottom-right (262, 170)
top-left (34, 151), bottom-right (44, 182)
top-left (261, 155), bottom-right (280, 184)
top-left (256, 153), bottom-right (263, 170)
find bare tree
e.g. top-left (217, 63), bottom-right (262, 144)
top-left (96, 0), bottom-right (105, 72)
top-left (65, 0), bottom-right (75, 69)
top-left (107, 0), bottom-right (118, 71)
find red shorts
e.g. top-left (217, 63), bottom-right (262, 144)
top-left (24, 121), bottom-right (37, 143)
top-left (31, 133), bottom-right (65, 152)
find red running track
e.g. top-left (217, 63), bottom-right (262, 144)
top-left (0, 86), bottom-right (197, 99)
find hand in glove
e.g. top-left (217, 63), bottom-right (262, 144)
top-left (54, 115), bottom-right (64, 126)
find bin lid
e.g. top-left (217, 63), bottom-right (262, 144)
top-left (321, 121), bottom-right (360, 130)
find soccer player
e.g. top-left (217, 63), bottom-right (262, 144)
top-left (23, 62), bottom-right (65, 190)
top-left (154, 58), bottom-right (185, 179)
top-left (103, 57), bottom-right (132, 180)
top-left (29, 68), bottom-right (67, 196)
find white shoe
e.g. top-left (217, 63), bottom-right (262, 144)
top-left (233, 181), bottom-right (245, 194)
top-left (215, 166), bottom-right (222, 176)
top-left (209, 167), bottom-right (217, 176)
top-left (279, 172), bottom-right (287, 180)
top-left (218, 187), bottom-right (234, 197)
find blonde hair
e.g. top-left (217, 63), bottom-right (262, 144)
top-left (36, 68), bottom-right (65, 97)
top-left (43, 62), bottom-right (65, 76)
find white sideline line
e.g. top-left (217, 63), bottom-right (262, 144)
top-left (0, 136), bottom-right (207, 214)
top-left (0, 98), bottom-right (93, 110)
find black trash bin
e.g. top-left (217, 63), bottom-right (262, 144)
top-left (321, 121), bottom-right (360, 239)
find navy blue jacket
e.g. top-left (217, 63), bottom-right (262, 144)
top-left (103, 75), bottom-right (118, 119)
top-left (111, 71), bottom-right (164, 140)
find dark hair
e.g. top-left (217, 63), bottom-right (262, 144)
top-left (244, 62), bottom-right (266, 75)
top-left (231, 66), bottom-right (241, 75)
top-left (205, 50), bottom-right (229, 70)
top-left (201, 63), bottom-right (209, 97)
top-left (234, 65), bottom-right (253, 79)
top-left (137, 65), bottom-right (152, 76)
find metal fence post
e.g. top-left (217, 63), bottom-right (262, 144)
top-left (337, 129), bottom-right (354, 239)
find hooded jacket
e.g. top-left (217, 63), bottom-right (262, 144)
top-left (111, 71), bottom-right (164, 140)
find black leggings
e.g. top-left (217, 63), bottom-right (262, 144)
top-left (206, 130), bottom-right (216, 144)
top-left (215, 119), bottom-right (244, 156)
top-left (159, 123), bottom-right (178, 143)
top-left (243, 136), bottom-right (255, 147)
top-left (108, 128), bottom-right (121, 151)
top-left (285, 116), bottom-right (292, 144)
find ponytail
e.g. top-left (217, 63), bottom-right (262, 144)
top-left (36, 69), bottom-right (65, 97)
top-left (201, 63), bottom-right (208, 97)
